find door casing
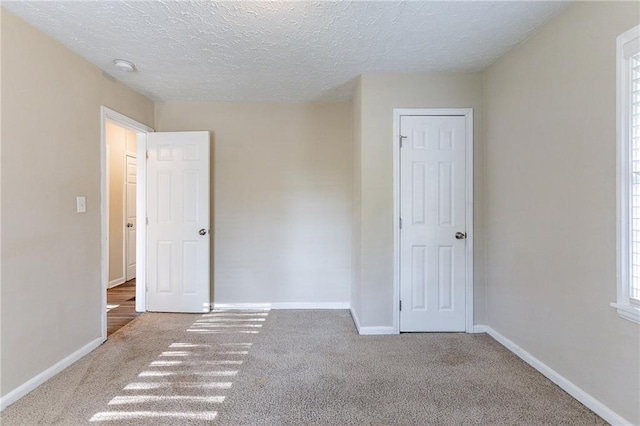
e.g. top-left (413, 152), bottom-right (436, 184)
top-left (392, 108), bottom-right (474, 334)
top-left (100, 106), bottom-right (154, 341)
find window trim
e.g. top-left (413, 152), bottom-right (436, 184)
top-left (614, 24), bottom-right (640, 324)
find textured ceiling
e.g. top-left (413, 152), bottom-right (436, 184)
top-left (3, 1), bottom-right (570, 102)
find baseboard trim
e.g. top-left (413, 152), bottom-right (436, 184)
top-left (349, 308), bottom-right (397, 335)
top-left (213, 302), bottom-right (350, 310)
top-left (108, 277), bottom-right (125, 289)
top-left (357, 326), bottom-right (397, 335)
top-left (350, 307), bottom-right (362, 333)
top-left (486, 327), bottom-right (630, 425)
top-left (472, 324), bottom-right (487, 333)
top-left (0, 337), bottom-right (104, 411)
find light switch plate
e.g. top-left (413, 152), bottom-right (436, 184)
top-left (76, 196), bottom-right (86, 213)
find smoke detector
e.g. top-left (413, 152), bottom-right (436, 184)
top-left (113, 59), bottom-right (136, 72)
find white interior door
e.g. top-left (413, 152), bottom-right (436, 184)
top-left (400, 115), bottom-right (467, 331)
top-left (147, 131), bottom-right (210, 313)
top-left (125, 154), bottom-right (137, 281)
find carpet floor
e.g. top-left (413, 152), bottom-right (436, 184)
top-left (1, 310), bottom-right (604, 425)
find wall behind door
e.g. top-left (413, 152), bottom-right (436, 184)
top-left (155, 102), bottom-right (353, 305)
top-left (106, 121), bottom-right (136, 287)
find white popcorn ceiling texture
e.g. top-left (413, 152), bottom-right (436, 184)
top-left (4, 1), bottom-right (569, 102)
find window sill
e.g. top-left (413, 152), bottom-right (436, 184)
top-left (610, 302), bottom-right (640, 324)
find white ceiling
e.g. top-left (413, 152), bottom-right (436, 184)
top-left (3, 1), bottom-right (570, 102)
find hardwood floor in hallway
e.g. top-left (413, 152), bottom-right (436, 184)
top-left (106, 279), bottom-right (141, 337)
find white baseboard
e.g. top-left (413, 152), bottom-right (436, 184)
top-left (0, 337), bottom-right (104, 411)
top-left (357, 326), bottom-right (397, 335)
top-left (108, 277), bottom-right (125, 289)
top-left (350, 307), bottom-right (362, 333)
top-left (213, 302), bottom-right (350, 310)
top-left (472, 324), bottom-right (487, 333)
top-left (349, 308), bottom-right (397, 335)
top-left (486, 327), bottom-right (630, 425)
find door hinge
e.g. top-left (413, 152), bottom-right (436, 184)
top-left (399, 300), bottom-right (402, 311)
top-left (399, 135), bottom-right (407, 148)
top-left (146, 150), bottom-right (149, 159)
top-left (146, 217), bottom-right (149, 225)
top-left (399, 218), bottom-right (402, 229)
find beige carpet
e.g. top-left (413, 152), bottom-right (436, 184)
top-left (1, 310), bottom-right (604, 425)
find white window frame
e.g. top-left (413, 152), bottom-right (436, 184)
top-left (614, 24), bottom-right (640, 324)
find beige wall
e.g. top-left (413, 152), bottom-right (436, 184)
top-left (483, 2), bottom-right (640, 422)
top-left (1, 9), bottom-right (153, 397)
top-left (106, 122), bottom-right (136, 285)
top-left (155, 102), bottom-right (353, 305)
top-left (354, 73), bottom-right (485, 327)
top-left (3, 1), bottom-right (638, 420)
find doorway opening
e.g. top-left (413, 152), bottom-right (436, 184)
top-left (101, 107), bottom-right (153, 339)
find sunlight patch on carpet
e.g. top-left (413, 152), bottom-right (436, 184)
top-left (90, 411), bottom-right (218, 421)
top-left (90, 309), bottom-right (269, 422)
top-left (108, 395), bottom-right (225, 405)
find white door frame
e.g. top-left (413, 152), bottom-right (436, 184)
top-left (392, 108), bottom-right (474, 334)
top-left (100, 106), bottom-right (154, 340)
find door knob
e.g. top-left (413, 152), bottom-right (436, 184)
top-left (455, 232), bottom-right (467, 240)
top-left (199, 228), bottom-right (208, 236)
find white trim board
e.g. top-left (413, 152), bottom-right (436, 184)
top-left (357, 326), bottom-right (397, 336)
top-left (615, 24), bottom-right (640, 325)
top-left (107, 277), bottom-right (125, 289)
top-left (134, 133), bottom-right (148, 313)
top-left (350, 308), bottom-right (397, 335)
top-left (213, 302), bottom-right (350, 310)
top-left (486, 327), bottom-right (631, 425)
top-left (392, 108), bottom-right (474, 334)
top-left (471, 324), bottom-right (487, 333)
top-left (350, 307), bottom-right (362, 332)
top-left (0, 337), bottom-right (103, 411)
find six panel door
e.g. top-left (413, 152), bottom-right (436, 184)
top-left (146, 131), bottom-right (211, 313)
top-left (399, 115), bottom-right (467, 332)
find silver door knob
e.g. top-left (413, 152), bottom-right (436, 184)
top-left (199, 229), bottom-right (207, 236)
top-left (455, 232), bottom-right (467, 240)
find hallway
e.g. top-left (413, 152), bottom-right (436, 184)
top-left (107, 280), bottom-right (141, 337)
